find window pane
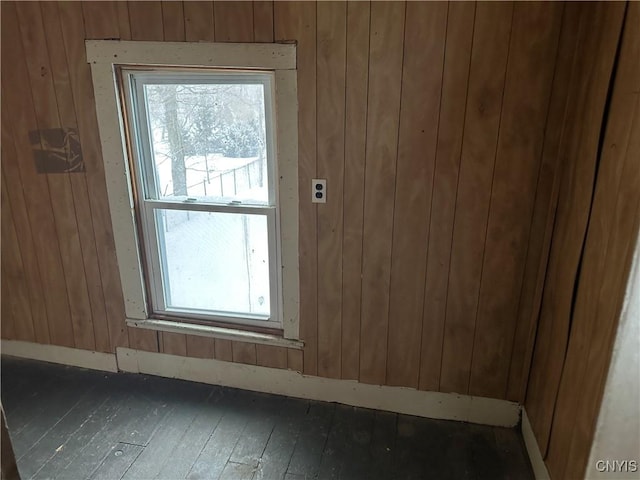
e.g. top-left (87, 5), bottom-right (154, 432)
top-left (154, 209), bottom-right (271, 317)
top-left (143, 82), bottom-right (269, 205)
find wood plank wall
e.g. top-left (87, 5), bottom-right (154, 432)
top-left (526, 3), bottom-right (638, 478)
top-left (1, 1), bottom-right (598, 401)
top-left (524, 0), bottom-right (626, 454)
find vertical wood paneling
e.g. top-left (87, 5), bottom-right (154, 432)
top-left (43, 1), bottom-right (112, 352)
top-left (439, 2), bottom-right (513, 394)
top-left (231, 341), bottom-right (257, 365)
top-left (1, 173), bottom-right (36, 342)
top-left (564, 122), bottom-right (639, 480)
top-left (162, 1), bottom-right (185, 42)
top-left (17, 1), bottom-right (98, 351)
top-left (544, 5), bottom-right (637, 478)
top-left (81, 2), bottom-right (120, 39)
top-left (316, 1), bottom-right (346, 379)
top-left (161, 333), bottom-right (187, 356)
top-left (0, 84), bottom-right (50, 345)
top-left (128, 1), bottom-right (164, 41)
top-left (507, 2), bottom-right (581, 403)
top-left (3, 2), bottom-right (75, 349)
top-left (184, 1), bottom-right (215, 42)
top-left (253, 1), bottom-right (274, 43)
top-left (57, 1), bottom-right (130, 350)
top-left (469, 2), bottom-right (562, 399)
top-left (256, 345), bottom-right (288, 369)
top-left (275, 1), bottom-right (317, 376)
top-left (185, 335), bottom-right (216, 359)
top-left (116, 3), bottom-right (131, 40)
top-left (340, 1), bottom-right (370, 381)
top-left (359, 1), bottom-right (406, 386)
top-left (287, 348), bottom-right (303, 373)
top-left (525, 1), bottom-right (624, 455)
top-left (386, 1), bottom-right (447, 388)
top-left (214, 339), bottom-right (233, 362)
top-left (214, 2), bottom-right (253, 42)
top-left (419, 1), bottom-right (475, 391)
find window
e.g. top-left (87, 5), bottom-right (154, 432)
top-left (87, 41), bottom-right (300, 343)
top-left (123, 70), bottom-right (278, 328)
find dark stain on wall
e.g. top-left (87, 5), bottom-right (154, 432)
top-left (29, 128), bottom-right (84, 173)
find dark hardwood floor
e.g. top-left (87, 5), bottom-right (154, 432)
top-left (0, 357), bottom-right (533, 480)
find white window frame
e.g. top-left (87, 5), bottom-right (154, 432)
top-left (87, 40), bottom-right (301, 345)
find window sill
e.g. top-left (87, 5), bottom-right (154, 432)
top-left (126, 318), bottom-right (304, 350)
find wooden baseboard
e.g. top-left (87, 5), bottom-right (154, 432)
top-left (521, 408), bottom-right (551, 480)
top-left (1, 340), bottom-right (118, 372)
top-left (116, 347), bottom-right (520, 427)
top-left (0, 339), bottom-right (522, 428)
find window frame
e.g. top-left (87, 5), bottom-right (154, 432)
top-left (122, 69), bottom-right (281, 329)
top-left (87, 40), bottom-right (300, 343)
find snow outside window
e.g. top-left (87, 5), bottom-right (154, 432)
top-left (123, 70), bottom-right (280, 329)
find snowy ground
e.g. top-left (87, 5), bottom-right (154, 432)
top-left (150, 134), bottom-right (272, 318)
top-left (160, 210), bottom-right (270, 317)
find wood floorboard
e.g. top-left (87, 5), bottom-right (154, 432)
top-left (30, 393), bottom-right (131, 480)
top-left (16, 381), bottom-right (114, 479)
top-left (153, 388), bottom-right (228, 479)
top-left (11, 369), bottom-right (101, 454)
top-left (219, 460), bottom-right (255, 480)
top-left (1, 356), bottom-right (534, 480)
top-left (186, 389), bottom-right (254, 480)
top-left (229, 392), bottom-right (283, 468)
top-left (121, 383), bottom-right (213, 480)
top-left (493, 426), bottom-right (535, 480)
top-left (365, 410), bottom-right (397, 480)
top-left (89, 442), bottom-right (144, 480)
top-left (317, 404), bottom-right (370, 479)
top-left (286, 401), bottom-right (335, 478)
top-left (337, 406), bottom-right (376, 480)
top-left (253, 397), bottom-right (308, 480)
top-left (468, 423), bottom-right (506, 480)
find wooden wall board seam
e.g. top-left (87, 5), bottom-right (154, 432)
top-left (514, 2), bottom-right (586, 405)
top-left (44, 1), bottom-right (113, 353)
top-left (506, 2), bottom-right (570, 402)
top-left (6, 1), bottom-right (75, 349)
top-left (466, 4), bottom-right (516, 396)
top-left (316, 1), bottom-right (347, 380)
top-left (547, 14), bottom-right (639, 473)
top-left (1, 175), bottom-right (37, 342)
top-left (358, 0), bottom-right (406, 386)
top-left (383, 1), bottom-right (412, 388)
top-left (0, 110), bottom-right (51, 345)
top-left (415, 2), bottom-right (451, 390)
top-left (435, 5), bottom-right (478, 393)
top-left (418, 1), bottom-right (476, 393)
top-left (19, 2), bottom-right (92, 350)
top-left (386, 1), bottom-right (447, 388)
top-left (340, 0), bottom-right (370, 381)
top-left (439, 1), bottom-right (514, 394)
top-left (526, 2), bottom-right (619, 457)
top-left (469, 2), bottom-right (563, 399)
top-left (354, 3), bottom-right (371, 384)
